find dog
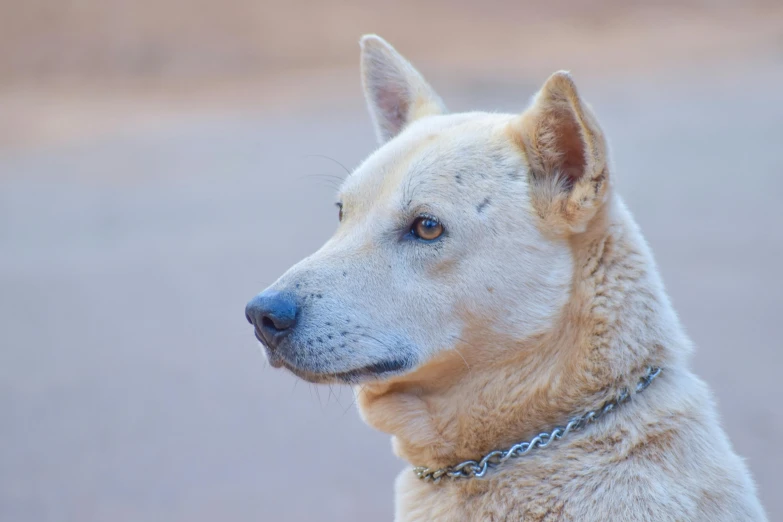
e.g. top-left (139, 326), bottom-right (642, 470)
top-left (245, 35), bottom-right (767, 521)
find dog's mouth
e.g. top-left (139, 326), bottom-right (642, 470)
top-left (258, 343), bottom-right (412, 384)
top-left (253, 327), bottom-right (414, 384)
top-left (281, 357), bottom-right (412, 384)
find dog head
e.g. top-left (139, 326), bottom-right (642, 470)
top-left (245, 35), bottom-right (609, 385)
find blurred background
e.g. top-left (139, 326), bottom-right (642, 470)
top-left (1, 1), bottom-right (782, 520)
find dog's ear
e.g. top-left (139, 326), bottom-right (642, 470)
top-left (360, 35), bottom-right (446, 144)
top-left (512, 71), bottom-right (610, 235)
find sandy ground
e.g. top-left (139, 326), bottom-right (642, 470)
top-left (1, 53), bottom-right (783, 521)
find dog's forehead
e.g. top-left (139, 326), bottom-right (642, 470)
top-left (341, 112), bottom-right (515, 209)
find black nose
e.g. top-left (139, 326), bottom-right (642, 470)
top-left (245, 291), bottom-right (298, 348)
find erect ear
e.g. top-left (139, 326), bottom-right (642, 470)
top-left (360, 34), bottom-right (446, 144)
top-left (513, 71), bottom-right (610, 235)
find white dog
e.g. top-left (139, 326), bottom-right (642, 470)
top-left (245, 35), bottom-right (767, 521)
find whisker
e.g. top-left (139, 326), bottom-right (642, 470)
top-left (350, 331), bottom-right (398, 353)
top-left (452, 346), bottom-right (471, 372)
top-left (302, 154), bottom-right (352, 176)
top-left (299, 173), bottom-right (346, 181)
top-left (314, 383), bottom-right (323, 409)
top-left (295, 174), bottom-right (343, 191)
top-left (449, 335), bottom-right (475, 373)
top-left (342, 384), bottom-right (367, 416)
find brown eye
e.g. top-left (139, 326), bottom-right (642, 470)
top-left (336, 203), bottom-right (343, 222)
top-left (412, 216), bottom-right (444, 241)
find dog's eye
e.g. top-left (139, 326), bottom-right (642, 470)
top-left (336, 203), bottom-right (343, 222)
top-left (411, 215), bottom-right (444, 241)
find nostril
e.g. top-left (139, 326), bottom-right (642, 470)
top-left (262, 316), bottom-right (278, 331)
top-left (246, 290), bottom-right (298, 340)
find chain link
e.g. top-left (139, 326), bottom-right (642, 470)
top-left (413, 366), bottom-right (662, 483)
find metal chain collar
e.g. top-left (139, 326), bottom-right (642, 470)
top-left (413, 366), bottom-right (662, 483)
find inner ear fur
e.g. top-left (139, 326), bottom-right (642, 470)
top-left (512, 71), bottom-right (610, 235)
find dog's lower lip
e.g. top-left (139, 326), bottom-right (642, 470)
top-left (356, 358), bottom-right (409, 375)
top-left (253, 330), bottom-right (285, 368)
top-left (280, 357), bottom-right (411, 384)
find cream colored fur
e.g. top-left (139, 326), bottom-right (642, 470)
top-left (253, 35), bottom-right (767, 521)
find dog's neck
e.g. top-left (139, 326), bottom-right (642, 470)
top-left (356, 196), bottom-right (687, 470)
